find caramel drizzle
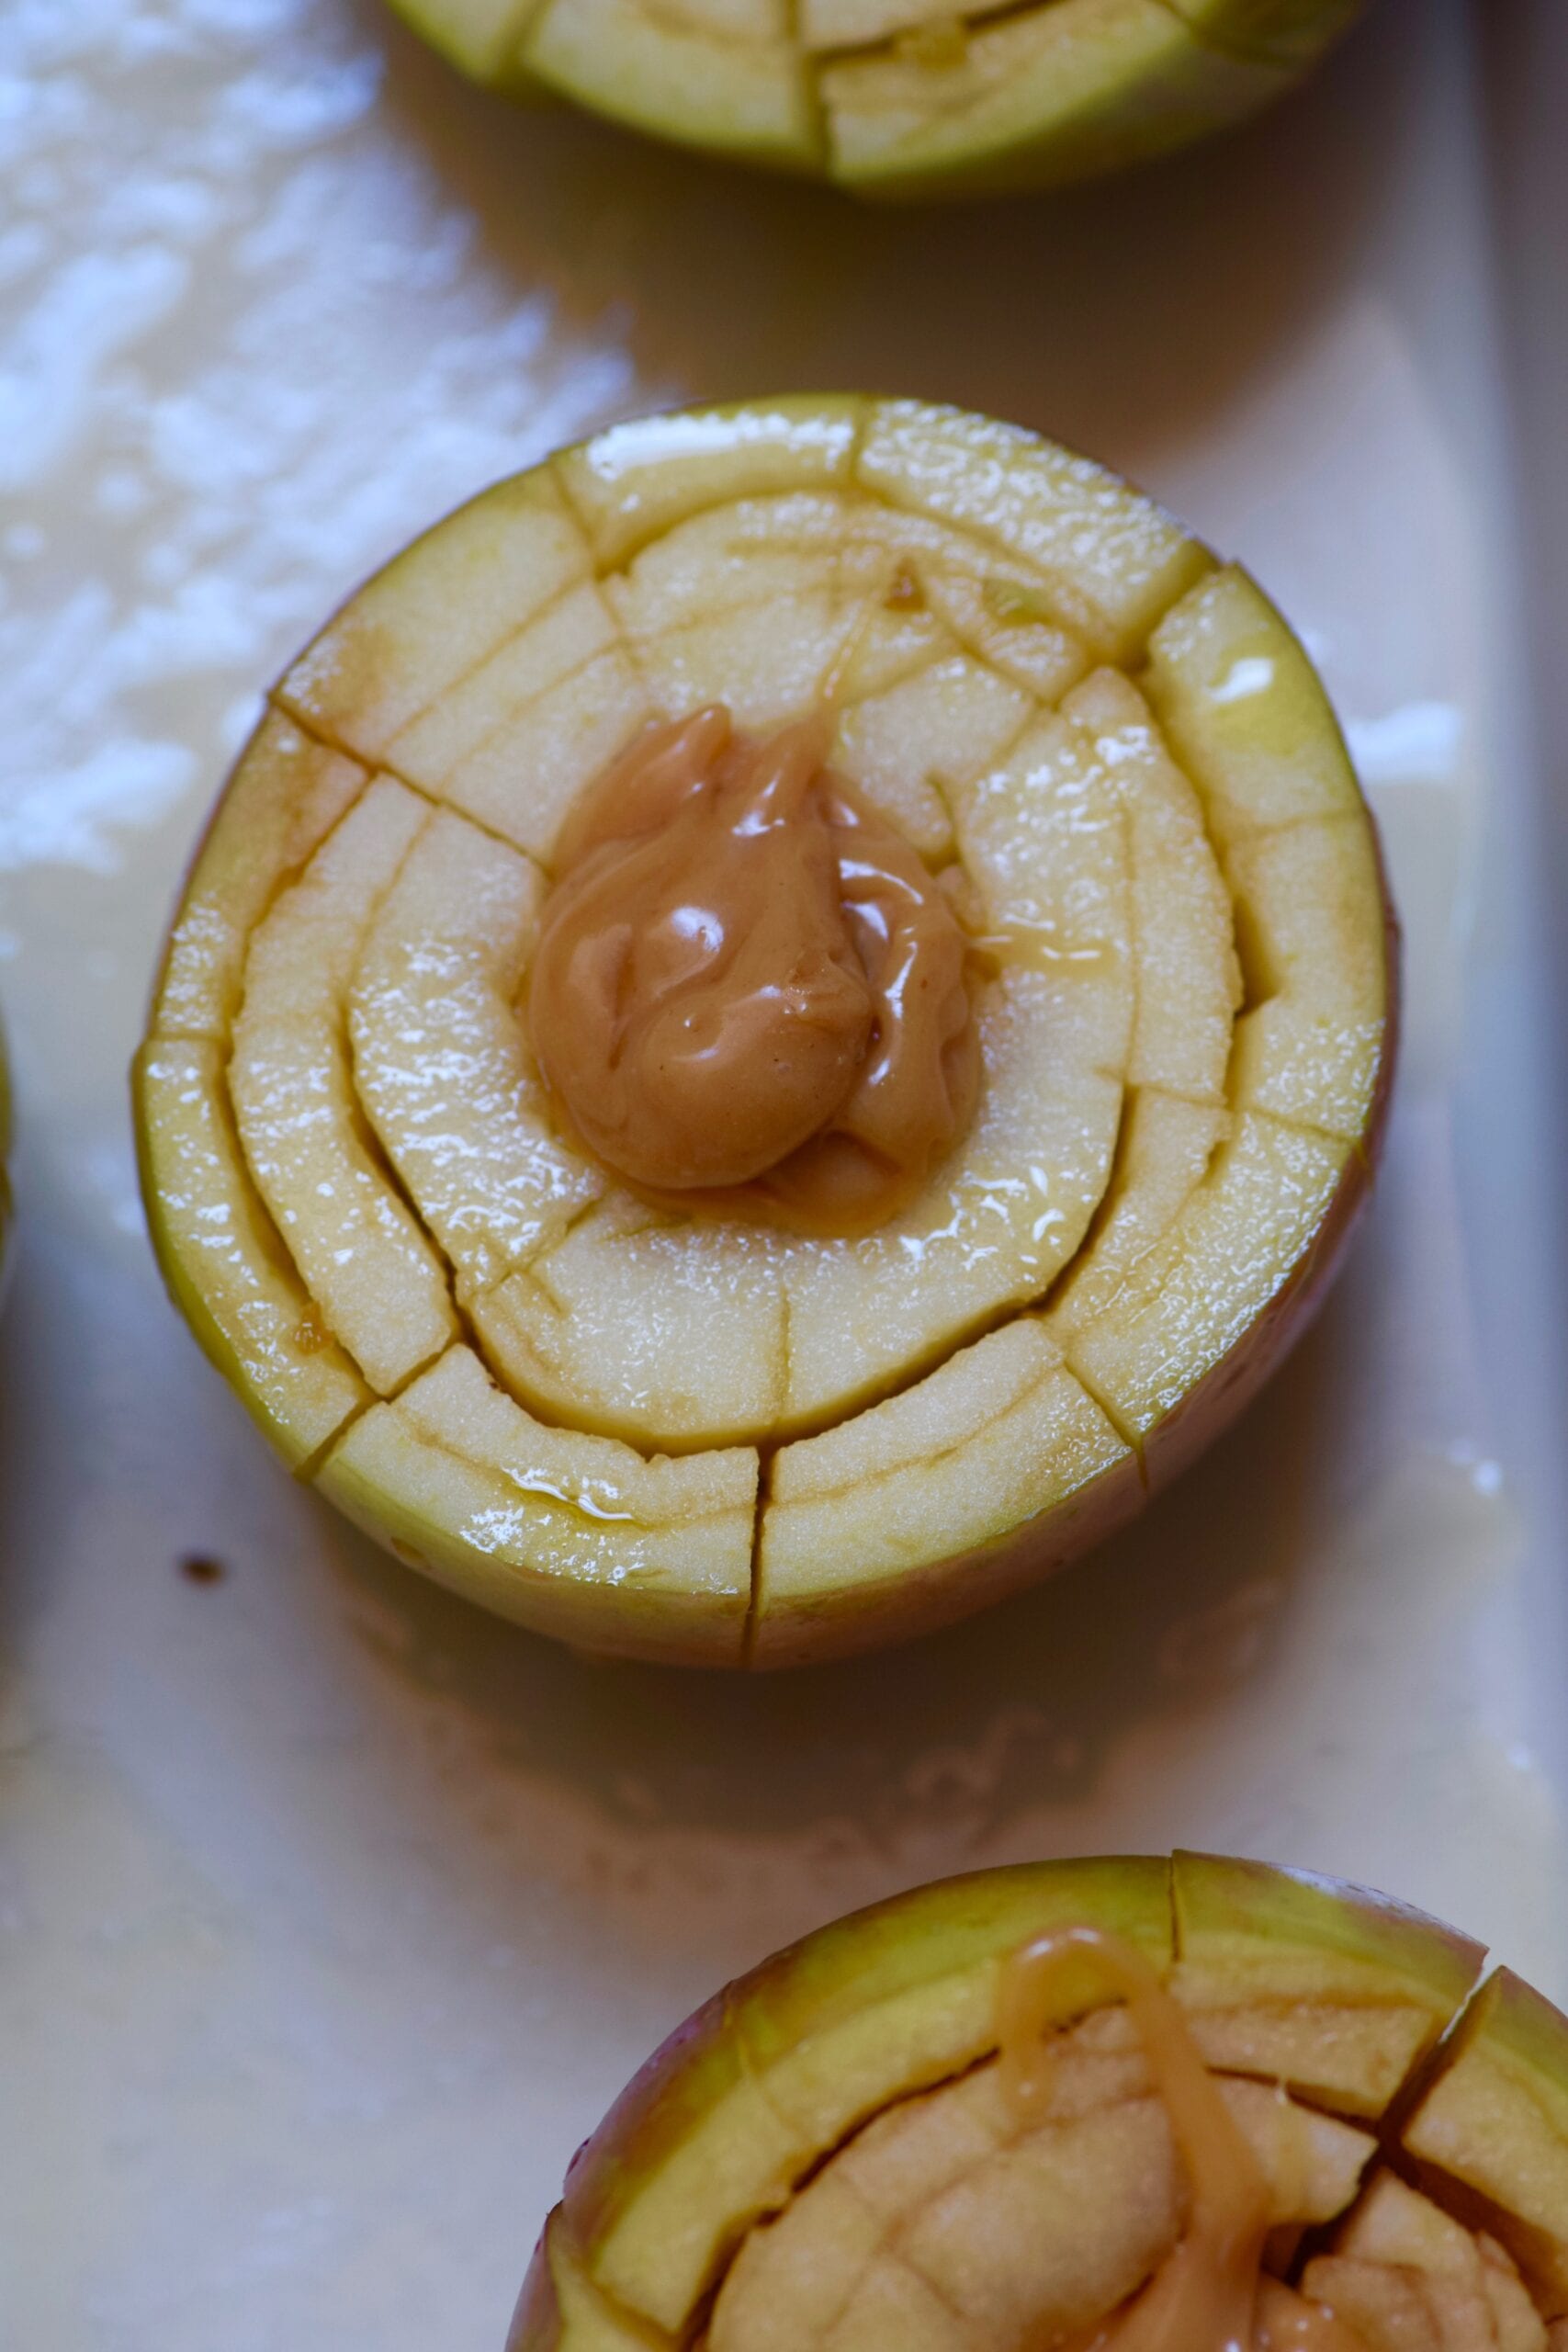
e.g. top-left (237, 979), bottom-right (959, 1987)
top-left (528, 705), bottom-right (979, 1237)
top-left (998, 1928), bottom-right (1367, 2352)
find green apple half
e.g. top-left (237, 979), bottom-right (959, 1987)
top-left (509, 1853), bottom-right (1568, 2352)
top-left (133, 394), bottom-right (1394, 1668)
top-left (385, 0), bottom-right (1365, 199)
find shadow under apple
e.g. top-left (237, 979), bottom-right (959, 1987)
top-left (317, 1222), bottom-right (1367, 1879)
top-left (348, 0), bottom-right (1420, 478)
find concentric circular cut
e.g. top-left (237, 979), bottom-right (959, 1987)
top-left (511, 1853), bottom-right (1568, 2352)
top-left (387, 0), bottom-right (1366, 199)
top-left (135, 395), bottom-right (1395, 1668)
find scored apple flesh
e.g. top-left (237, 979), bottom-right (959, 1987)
top-left (350, 808), bottom-right (603, 1295)
top-left (1401, 1965), bottom-right (1568, 2313)
top-left (228, 775), bottom-right (459, 1397)
top-left (1302, 2174), bottom-right (1550, 2352)
top-left (707, 2029), bottom-right (1373, 2352)
top-left (388, 0), bottom-right (1364, 198)
top-left (136, 395), bottom-right (1393, 1667)
top-left (510, 1857), bottom-right (1568, 2352)
top-left (317, 1344), bottom-right (758, 1664)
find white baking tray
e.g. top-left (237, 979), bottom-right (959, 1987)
top-left (2, 0), bottom-right (1565, 2340)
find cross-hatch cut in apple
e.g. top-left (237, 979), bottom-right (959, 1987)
top-left (133, 394), bottom-right (1395, 1668)
top-left (383, 0), bottom-right (1366, 199)
top-left (508, 1853), bottom-right (1568, 2352)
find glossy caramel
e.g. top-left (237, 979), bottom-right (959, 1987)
top-left (529, 706), bottom-right (978, 1234)
top-left (998, 1928), bottom-right (1368, 2352)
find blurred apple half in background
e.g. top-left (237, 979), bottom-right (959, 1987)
top-left (385, 0), bottom-right (1367, 199)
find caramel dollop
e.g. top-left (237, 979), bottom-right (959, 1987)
top-left (998, 1927), bottom-right (1370, 2352)
top-left (528, 706), bottom-right (978, 1233)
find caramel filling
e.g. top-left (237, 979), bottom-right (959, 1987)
top-left (528, 706), bottom-right (979, 1235)
top-left (998, 1928), bottom-right (1370, 2352)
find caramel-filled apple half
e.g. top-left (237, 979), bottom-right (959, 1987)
top-left (389, 0), bottom-right (1365, 199)
top-left (134, 395), bottom-right (1394, 1668)
top-left (511, 1853), bottom-right (1568, 2352)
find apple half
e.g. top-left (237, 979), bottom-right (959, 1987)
top-left (134, 394), bottom-right (1394, 1668)
top-left (509, 1853), bottom-right (1568, 2352)
top-left (385, 0), bottom-right (1366, 198)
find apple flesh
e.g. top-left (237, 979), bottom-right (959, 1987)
top-left (135, 395), bottom-right (1393, 1668)
top-left (1401, 1965), bottom-right (1568, 2315)
top-left (1303, 2173), bottom-right (1551, 2352)
top-left (510, 1856), bottom-right (1568, 2352)
top-left (350, 808), bottom-right (603, 1295)
top-left (136, 711), bottom-right (377, 1470)
top-left (316, 1344), bottom-right (758, 1665)
top-left (707, 2043), bottom-right (1372, 2352)
top-left (386, 0), bottom-right (1364, 199)
top-left (228, 775), bottom-right (459, 1396)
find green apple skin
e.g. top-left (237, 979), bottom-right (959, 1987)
top-left (1167, 0), bottom-right (1363, 68)
top-left (133, 707), bottom-right (375, 1472)
top-left (131, 1038), bottom-right (373, 1472)
top-left (380, 0), bottom-right (1367, 202)
top-left (750, 1379), bottom-right (1148, 1670)
top-left (509, 1854), bottom-right (1510, 2352)
top-left (381, 0), bottom-right (558, 102)
top-left (1134, 821), bottom-right (1398, 1505)
top-left (1054, 560), bottom-right (1402, 1511)
top-left (1171, 1849), bottom-right (1481, 2120)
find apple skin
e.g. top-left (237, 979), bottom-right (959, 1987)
top-left (750, 1402), bottom-right (1149, 1671)
top-left (131, 708), bottom-right (375, 1472)
top-left (131, 1037), bottom-right (373, 1473)
top-left (1171, 1849), bottom-right (1483, 2121)
top-left (509, 1853), bottom-right (1505, 2351)
top-left (381, 0), bottom-right (1367, 203)
top-left (1135, 809), bottom-right (1400, 1503)
top-left (1167, 0), bottom-right (1363, 69)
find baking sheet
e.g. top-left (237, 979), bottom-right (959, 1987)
top-left (3, 0), bottom-right (1566, 2341)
